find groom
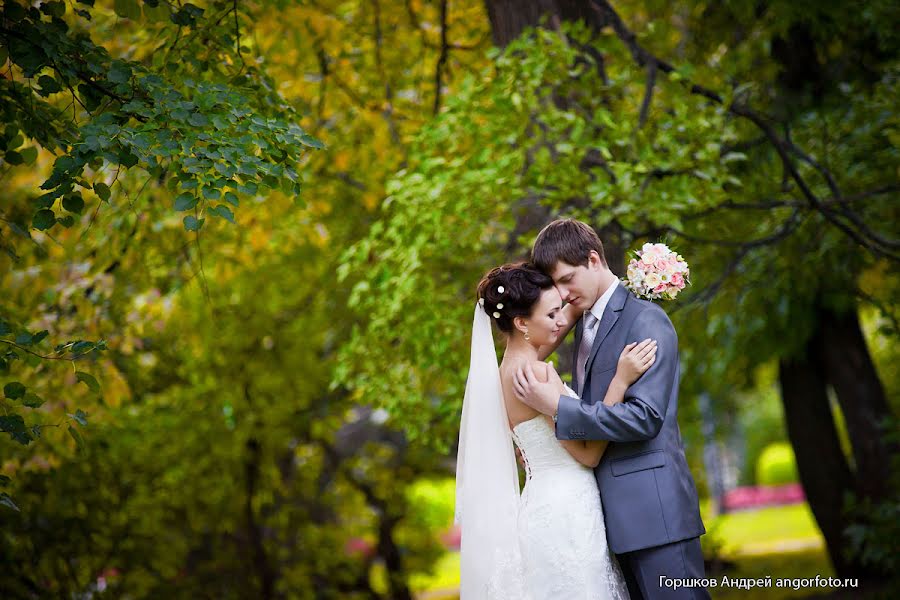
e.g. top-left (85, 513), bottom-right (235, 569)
top-left (514, 219), bottom-right (709, 599)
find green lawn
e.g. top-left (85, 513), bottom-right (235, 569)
top-left (701, 501), bottom-right (825, 557)
top-left (411, 552), bottom-right (461, 599)
top-left (709, 548), bottom-right (833, 600)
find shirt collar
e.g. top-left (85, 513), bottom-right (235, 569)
top-left (587, 279), bottom-right (619, 323)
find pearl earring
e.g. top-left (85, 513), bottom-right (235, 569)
top-left (524, 329), bottom-right (531, 342)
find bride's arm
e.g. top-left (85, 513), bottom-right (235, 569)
top-left (556, 430), bottom-right (609, 468)
top-left (537, 302), bottom-right (583, 361)
top-left (529, 361), bottom-right (606, 467)
top-left (556, 372), bottom-right (637, 468)
top-left (556, 390), bottom-right (632, 468)
top-left (552, 340), bottom-right (658, 468)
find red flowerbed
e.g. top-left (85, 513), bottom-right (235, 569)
top-left (438, 484), bottom-right (805, 550)
top-left (722, 483), bottom-right (805, 511)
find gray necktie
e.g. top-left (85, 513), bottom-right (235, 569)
top-left (576, 311), bottom-right (599, 395)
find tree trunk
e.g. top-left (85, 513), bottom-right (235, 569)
top-left (819, 306), bottom-right (896, 501)
top-left (485, 0), bottom-right (596, 47)
top-left (245, 436), bottom-right (276, 600)
top-left (378, 511), bottom-right (412, 600)
top-left (778, 350), bottom-right (856, 578)
top-left (486, 0), bottom-right (624, 270)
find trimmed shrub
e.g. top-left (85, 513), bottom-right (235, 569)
top-left (755, 442), bottom-right (799, 485)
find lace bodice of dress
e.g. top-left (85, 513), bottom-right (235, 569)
top-left (511, 416), bottom-right (586, 479)
top-left (511, 384), bottom-right (586, 480)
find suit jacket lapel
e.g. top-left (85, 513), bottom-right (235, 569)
top-left (571, 318), bottom-right (583, 390)
top-left (585, 284), bottom-right (630, 377)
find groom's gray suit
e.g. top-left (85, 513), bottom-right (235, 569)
top-left (556, 283), bottom-right (708, 599)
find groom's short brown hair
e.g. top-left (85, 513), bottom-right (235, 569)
top-left (531, 219), bottom-right (606, 272)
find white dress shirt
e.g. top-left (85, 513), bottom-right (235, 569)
top-left (587, 278), bottom-right (619, 325)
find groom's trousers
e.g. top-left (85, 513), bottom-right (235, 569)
top-left (617, 537), bottom-right (711, 599)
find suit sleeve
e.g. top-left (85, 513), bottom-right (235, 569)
top-left (556, 306), bottom-right (677, 442)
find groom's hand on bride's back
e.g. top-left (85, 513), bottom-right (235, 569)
top-left (511, 361), bottom-right (540, 402)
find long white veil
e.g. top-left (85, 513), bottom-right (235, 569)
top-left (455, 302), bottom-right (525, 599)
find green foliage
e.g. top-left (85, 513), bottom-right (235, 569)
top-left (0, 0), bottom-right (486, 594)
top-left (0, 207), bottom-right (450, 595)
top-left (755, 442), bottom-right (799, 486)
top-left (39, 73), bottom-right (312, 233)
top-left (844, 418), bottom-right (900, 575)
top-left (845, 494), bottom-right (900, 575)
top-left (336, 13), bottom-right (899, 445)
top-left (0, 0), bottom-right (321, 485)
top-left (3, 381), bottom-right (26, 399)
top-left (334, 23), bottom-right (744, 442)
top-left (734, 367), bottom-right (789, 486)
top-left (1, 0), bottom-right (897, 593)
top-left (406, 477), bottom-right (456, 532)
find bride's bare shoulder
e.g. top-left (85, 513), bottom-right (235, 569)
top-left (500, 358), bottom-right (547, 379)
top-left (499, 359), bottom-right (549, 384)
top-left (529, 360), bottom-right (550, 383)
top-left (499, 359), bottom-right (542, 424)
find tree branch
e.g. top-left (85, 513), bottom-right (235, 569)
top-left (662, 207), bottom-right (803, 248)
top-left (0, 339), bottom-right (98, 361)
top-left (676, 210), bottom-right (803, 311)
top-left (637, 60), bottom-right (657, 129)
top-left (433, 0), bottom-right (449, 116)
top-left (233, 0), bottom-right (246, 73)
top-left (586, 0), bottom-right (900, 262)
top-left (372, 0), bottom-right (401, 144)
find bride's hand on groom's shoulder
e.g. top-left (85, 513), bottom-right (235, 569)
top-left (615, 339), bottom-right (657, 387)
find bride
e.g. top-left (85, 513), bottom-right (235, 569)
top-left (456, 263), bottom-right (656, 599)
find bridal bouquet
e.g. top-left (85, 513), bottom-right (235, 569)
top-left (623, 243), bottom-right (690, 301)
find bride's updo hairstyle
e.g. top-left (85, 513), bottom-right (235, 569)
top-left (476, 263), bottom-right (554, 334)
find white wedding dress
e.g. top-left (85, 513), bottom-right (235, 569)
top-left (507, 384), bottom-right (629, 600)
top-left (456, 306), bottom-right (629, 600)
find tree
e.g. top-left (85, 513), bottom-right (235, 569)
top-left (336, 0), bottom-right (898, 579)
top-left (0, 180), bottom-right (455, 597)
top-left (0, 0), bottom-right (320, 481)
top-left (2, 0), bottom-right (485, 595)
